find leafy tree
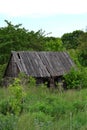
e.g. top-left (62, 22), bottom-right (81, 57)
top-left (44, 38), bottom-right (65, 51)
top-left (78, 33), bottom-right (87, 66)
top-left (61, 30), bottom-right (84, 49)
top-left (27, 29), bottom-right (45, 51)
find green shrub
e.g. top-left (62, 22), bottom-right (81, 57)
top-left (0, 98), bottom-right (12, 115)
top-left (73, 100), bottom-right (86, 112)
top-left (0, 114), bottom-right (18, 130)
top-left (28, 76), bottom-right (36, 87)
top-left (71, 111), bottom-right (87, 130)
top-left (32, 111), bottom-right (53, 127)
top-left (80, 67), bottom-right (87, 88)
top-left (64, 68), bottom-right (87, 89)
top-left (0, 64), bottom-right (6, 85)
top-left (16, 113), bottom-right (36, 130)
top-left (16, 112), bottom-right (53, 130)
top-left (0, 78), bottom-right (26, 115)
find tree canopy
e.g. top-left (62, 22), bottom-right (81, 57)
top-left (61, 30), bottom-right (84, 49)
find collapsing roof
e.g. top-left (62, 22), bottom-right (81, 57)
top-left (4, 51), bottom-right (75, 78)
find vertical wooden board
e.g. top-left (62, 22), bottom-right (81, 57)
top-left (61, 52), bottom-right (71, 72)
top-left (21, 52), bottom-right (34, 76)
top-left (46, 52), bottom-right (58, 76)
top-left (12, 52), bottom-right (23, 72)
top-left (25, 52), bottom-right (37, 76)
top-left (58, 52), bottom-right (68, 72)
top-left (49, 52), bottom-right (63, 75)
top-left (40, 52), bottom-right (53, 76)
top-left (53, 52), bottom-right (65, 74)
top-left (60, 52), bottom-right (72, 72)
top-left (34, 52), bottom-right (50, 77)
top-left (17, 52), bottom-right (25, 73)
top-left (63, 52), bottom-right (75, 67)
top-left (56, 52), bottom-right (67, 73)
top-left (38, 52), bottom-right (54, 76)
top-left (54, 52), bottom-right (64, 69)
top-left (44, 52), bottom-right (57, 76)
top-left (18, 52), bottom-right (29, 75)
top-left (5, 56), bottom-right (13, 77)
top-left (50, 52), bottom-right (64, 75)
top-left (27, 52), bottom-right (41, 77)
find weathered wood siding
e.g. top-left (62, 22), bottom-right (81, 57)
top-left (5, 55), bottom-right (19, 77)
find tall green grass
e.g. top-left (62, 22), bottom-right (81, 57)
top-left (0, 82), bottom-right (87, 130)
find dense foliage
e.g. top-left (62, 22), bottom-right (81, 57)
top-left (61, 30), bottom-right (87, 66)
top-left (61, 30), bottom-right (84, 49)
top-left (64, 68), bottom-right (87, 89)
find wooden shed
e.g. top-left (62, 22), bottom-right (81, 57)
top-left (4, 51), bottom-right (75, 87)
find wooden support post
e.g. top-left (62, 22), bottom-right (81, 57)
top-left (49, 77), bottom-right (55, 88)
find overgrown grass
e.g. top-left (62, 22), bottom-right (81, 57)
top-left (0, 81), bottom-right (87, 130)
